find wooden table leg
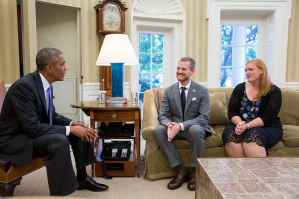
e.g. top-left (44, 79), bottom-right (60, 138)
top-left (90, 111), bottom-right (95, 178)
top-left (135, 111), bottom-right (140, 178)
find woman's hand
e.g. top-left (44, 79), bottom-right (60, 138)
top-left (235, 121), bottom-right (247, 135)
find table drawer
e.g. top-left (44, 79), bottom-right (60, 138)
top-left (93, 111), bottom-right (135, 121)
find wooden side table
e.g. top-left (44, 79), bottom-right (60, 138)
top-left (71, 100), bottom-right (141, 177)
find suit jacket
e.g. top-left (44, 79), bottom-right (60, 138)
top-left (158, 80), bottom-right (211, 135)
top-left (0, 70), bottom-right (72, 166)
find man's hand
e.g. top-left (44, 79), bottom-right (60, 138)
top-left (167, 122), bottom-right (181, 142)
top-left (235, 121), bottom-right (246, 135)
top-left (70, 122), bottom-right (98, 142)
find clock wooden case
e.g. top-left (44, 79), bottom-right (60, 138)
top-left (94, 0), bottom-right (128, 96)
top-left (94, 0), bottom-right (127, 37)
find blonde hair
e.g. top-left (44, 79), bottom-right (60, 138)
top-left (246, 59), bottom-right (272, 102)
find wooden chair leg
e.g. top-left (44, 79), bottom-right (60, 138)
top-left (0, 177), bottom-right (22, 197)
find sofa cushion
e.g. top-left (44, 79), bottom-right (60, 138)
top-left (282, 125), bottom-right (299, 147)
top-left (209, 92), bottom-right (229, 125)
top-left (172, 134), bottom-right (223, 149)
top-left (268, 141), bottom-right (284, 151)
top-left (279, 88), bottom-right (299, 125)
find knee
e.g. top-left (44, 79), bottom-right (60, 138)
top-left (225, 142), bottom-right (241, 150)
top-left (188, 125), bottom-right (205, 139)
top-left (49, 134), bottom-right (69, 151)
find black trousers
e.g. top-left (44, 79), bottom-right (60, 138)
top-left (32, 134), bottom-right (96, 196)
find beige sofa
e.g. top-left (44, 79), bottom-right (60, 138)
top-left (142, 87), bottom-right (299, 180)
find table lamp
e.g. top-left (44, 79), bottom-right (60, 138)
top-left (96, 34), bottom-right (138, 102)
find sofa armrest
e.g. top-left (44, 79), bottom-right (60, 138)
top-left (142, 90), bottom-right (160, 142)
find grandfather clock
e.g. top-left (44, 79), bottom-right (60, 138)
top-left (94, 0), bottom-right (128, 96)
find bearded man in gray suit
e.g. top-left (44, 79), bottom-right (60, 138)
top-left (153, 57), bottom-right (211, 191)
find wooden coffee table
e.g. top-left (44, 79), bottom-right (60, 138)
top-left (196, 157), bottom-right (299, 199)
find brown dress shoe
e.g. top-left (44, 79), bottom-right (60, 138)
top-left (167, 170), bottom-right (189, 190)
top-left (187, 169), bottom-right (196, 191)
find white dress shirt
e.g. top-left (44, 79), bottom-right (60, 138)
top-left (178, 81), bottom-right (191, 131)
top-left (39, 73), bottom-right (71, 135)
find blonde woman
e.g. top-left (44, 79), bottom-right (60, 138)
top-left (222, 59), bottom-right (283, 157)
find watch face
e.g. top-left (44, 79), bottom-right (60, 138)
top-left (103, 4), bottom-right (121, 31)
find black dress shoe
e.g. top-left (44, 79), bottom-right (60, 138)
top-left (77, 176), bottom-right (109, 191)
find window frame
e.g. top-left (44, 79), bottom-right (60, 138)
top-left (220, 17), bottom-right (265, 87)
top-left (207, 0), bottom-right (291, 88)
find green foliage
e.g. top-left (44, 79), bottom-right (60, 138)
top-left (138, 33), bottom-right (165, 102)
top-left (221, 25), bottom-right (258, 87)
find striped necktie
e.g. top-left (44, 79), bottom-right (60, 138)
top-left (180, 87), bottom-right (187, 115)
top-left (47, 86), bottom-right (52, 125)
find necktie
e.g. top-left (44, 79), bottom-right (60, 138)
top-left (180, 87), bottom-right (186, 115)
top-left (47, 86), bottom-right (52, 125)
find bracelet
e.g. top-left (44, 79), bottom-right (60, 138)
top-left (247, 123), bottom-right (250, 130)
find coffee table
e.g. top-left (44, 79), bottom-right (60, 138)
top-left (196, 157), bottom-right (299, 199)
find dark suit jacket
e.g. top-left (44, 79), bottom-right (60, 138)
top-left (0, 70), bottom-right (72, 166)
top-left (158, 80), bottom-right (211, 135)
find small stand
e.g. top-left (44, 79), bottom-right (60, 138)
top-left (95, 150), bottom-right (135, 177)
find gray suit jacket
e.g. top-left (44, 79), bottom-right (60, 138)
top-left (158, 80), bottom-right (211, 135)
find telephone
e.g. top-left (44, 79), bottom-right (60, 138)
top-left (100, 141), bottom-right (132, 179)
top-left (100, 141), bottom-right (132, 161)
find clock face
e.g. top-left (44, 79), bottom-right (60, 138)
top-left (103, 4), bottom-right (121, 31)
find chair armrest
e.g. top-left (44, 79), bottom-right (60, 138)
top-left (142, 90), bottom-right (160, 142)
top-left (0, 158), bottom-right (11, 173)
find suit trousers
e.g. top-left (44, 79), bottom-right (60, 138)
top-left (32, 134), bottom-right (96, 196)
top-left (153, 125), bottom-right (206, 168)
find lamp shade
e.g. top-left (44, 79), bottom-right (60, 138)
top-left (96, 34), bottom-right (138, 66)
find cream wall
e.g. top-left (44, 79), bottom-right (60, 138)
top-left (36, 2), bottom-right (78, 78)
top-left (0, 0), bottom-right (19, 84)
top-left (286, 0), bottom-right (299, 82)
top-left (0, 0), bottom-right (298, 84)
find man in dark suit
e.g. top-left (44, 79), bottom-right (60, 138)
top-left (153, 57), bottom-right (211, 191)
top-left (0, 48), bottom-right (108, 195)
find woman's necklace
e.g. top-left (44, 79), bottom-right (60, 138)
top-left (250, 83), bottom-right (259, 90)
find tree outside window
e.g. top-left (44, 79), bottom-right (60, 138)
top-left (139, 33), bottom-right (164, 110)
top-left (221, 25), bottom-right (258, 87)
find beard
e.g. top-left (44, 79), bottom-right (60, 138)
top-left (176, 73), bottom-right (190, 82)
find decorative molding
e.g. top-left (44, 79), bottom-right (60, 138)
top-left (196, 82), bottom-right (299, 90)
top-left (211, 0), bottom-right (287, 1)
top-left (197, 82), bottom-right (208, 88)
top-left (285, 82), bottom-right (299, 90)
top-left (134, 0), bottom-right (183, 16)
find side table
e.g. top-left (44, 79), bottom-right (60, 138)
top-left (71, 100), bottom-right (141, 177)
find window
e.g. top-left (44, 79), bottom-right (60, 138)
top-left (207, 0), bottom-right (291, 88)
top-left (139, 33), bottom-right (165, 107)
top-left (220, 25), bottom-right (259, 87)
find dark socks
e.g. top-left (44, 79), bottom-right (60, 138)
top-left (77, 167), bottom-right (88, 182)
top-left (175, 164), bottom-right (188, 174)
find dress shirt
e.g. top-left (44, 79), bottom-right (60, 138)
top-left (178, 81), bottom-right (191, 131)
top-left (39, 73), bottom-right (71, 136)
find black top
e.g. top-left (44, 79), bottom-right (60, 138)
top-left (228, 82), bottom-right (282, 128)
top-left (239, 85), bottom-right (260, 123)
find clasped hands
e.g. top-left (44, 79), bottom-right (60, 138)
top-left (167, 122), bottom-right (181, 142)
top-left (70, 121), bottom-right (98, 142)
top-left (235, 121), bottom-right (248, 135)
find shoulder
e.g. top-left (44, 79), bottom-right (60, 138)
top-left (8, 73), bottom-right (36, 94)
top-left (267, 84), bottom-right (281, 96)
top-left (235, 82), bottom-right (246, 90)
top-left (165, 82), bottom-right (179, 92)
top-left (191, 80), bottom-right (208, 92)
